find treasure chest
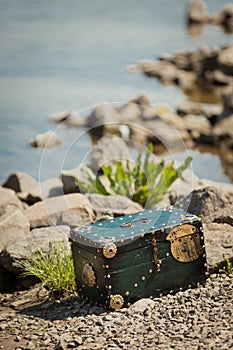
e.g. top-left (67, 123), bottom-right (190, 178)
top-left (70, 207), bottom-right (207, 310)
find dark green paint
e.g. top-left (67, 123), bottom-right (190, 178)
top-left (71, 207), bottom-right (207, 308)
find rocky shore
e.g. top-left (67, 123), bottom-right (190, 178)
top-left (0, 273), bottom-right (232, 350)
top-left (1, 17), bottom-right (233, 348)
top-left (187, 0), bottom-right (233, 34)
top-left (0, 139), bottom-right (233, 349)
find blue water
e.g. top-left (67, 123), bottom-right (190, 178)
top-left (0, 0), bottom-right (232, 183)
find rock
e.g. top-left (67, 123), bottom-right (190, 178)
top-left (25, 193), bottom-right (95, 229)
top-left (62, 165), bottom-right (92, 194)
top-left (132, 44), bottom-right (233, 113)
top-left (0, 205), bottom-right (30, 253)
top-left (3, 172), bottom-right (38, 193)
top-left (86, 104), bottom-right (120, 136)
top-left (86, 137), bottom-right (132, 173)
top-left (19, 178), bottom-right (64, 205)
top-left (198, 179), bottom-right (233, 194)
top-left (205, 70), bottom-right (232, 86)
top-left (0, 187), bottom-right (23, 211)
top-left (84, 194), bottom-right (142, 218)
top-left (118, 103), bottom-right (141, 122)
top-left (183, 114), bottom-right (211, 135)
top-left (187, 0), bottom-right (208, 25)
top-left (128, 298), bottom-right (155, 314)
top-left (218, 5), bottom-right (233, 33)
top-left (168, 168), bottom-right (201, 206)
top-left (208, 207), bottom-right (233, 226)
top-left (0, 226), bottom-right (70, 274)
top-left (175, 186), bottom-right (233, 218)
top-left (204, 222), bottom-right (233, 272)
top-left (218, 93), bottom-right (233, 122)
top-left (212, 115), bottom-right (233, 148)
top-left (176, 100), bottom-right (205, 116)
top-left (55, 338), bottom-right (67, 350)
top-left (128, 93), bottom-right (151, 107)
top-left (29, 131), bottom-right (62, 149)
top-left (144, 119), bottom-right (189, 148)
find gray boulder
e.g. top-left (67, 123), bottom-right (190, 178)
top-left (62, 165), bottom-right (92, 194)
top-left (0, 205), bottom-right (30, 253)
top-left (218, 5), bottom-right (233, 33)
top-left (204, 222), bottom-right (233, 272)
top-left (0, 225), bottom-right (70, 274)
top-left (118, 103), bottom-right (142, 122)
top-left (187, 0), bottom-right (208, 25)
top-left (176, 100), bottom-right (205, 116)
top-left (86, 103), bottom-right (119, 134)
top-left (175, 186), bottom-right (233, 217)
top-left (128, 93), bottom-right (151, 107)
top-left (25, 193), bottom-right (95, 229)
top-left (29, 131), bottom-right (62, 149)
top-left (84, 193), bottom-right (142, 219)
top-left (86, 137), bottom-right (132, 173)
top-left (0, 187), bottom-right (23, 211)
top-left (3, 172), bottom-right (38, 193)
top-left (213, 115), bottom-right (233, 149)
top-left (18, 178), bottom-right (64, 205)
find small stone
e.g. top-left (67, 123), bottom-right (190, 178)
top-left (24, 341), bottom-right (36, 350)
top-left (128, 298), bottom-right (156, 314)
top-left (14, 335), bottom-right (21, 342)
top-left (54, 338), bottom-right (66, 350)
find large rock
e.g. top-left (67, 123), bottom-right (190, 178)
top-left (29, 131), bottom-right (62, 149)
top-left (144, 119), bottom-right (190, 148)
top-left (18, 178), bottom-right (64, 205)
top-left (118, 103), bottom-right (142, 123)
top-left (25, 193), bottom-right (95, 229)
top-left (204, 222), bottom-right (233, 272)
top-left (183, 115), bottom-right (211, 140)
top-left (218, 5), bottom-right (233, 34)
top-left (84, 193), bottom-right (142, 219)
top-left (187, 0), bottom-right (208, 25)
top-left (0, 206), bottom-right (30, 253)
top-left (128, 93), bottom-right (151, 108)
top-left (86, 137), bottom-right (132, 173)
top-left (175, 186), bottom-right (233, 217)
top-left (212, 115), bottom-right (233, 148)
top-left (3, 172), bottom-right (38, 193)
top-left (176, 100), bottom-right (205, 116)
top-left (0, 226), bottom-right (70, 274)
top-left (85, 104), bottom-right (121, 137)
top-left (0, 187), bottom-right (23, 211)
top-left (62, 165), bottom-right (92, 194)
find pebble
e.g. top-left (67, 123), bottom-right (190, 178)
top-left (0, 274), bottom-right (232, 349)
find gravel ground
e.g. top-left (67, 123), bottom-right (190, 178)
top-left (0, 273), bottom-right (232, 350)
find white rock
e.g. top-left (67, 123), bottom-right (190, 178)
top-left (128, 298), bottom-right (156, 314)
top-left (29, 131), bottom-right (62, 149)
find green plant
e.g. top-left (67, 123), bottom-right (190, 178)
top-left (76, 144), bottom-right (192, 208)
top-left (16, 242), bottom-right (76, 299)
top-left (223, 258), bottom-right (232, 274)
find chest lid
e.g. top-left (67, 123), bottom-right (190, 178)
top-left (70, 206), bottom-right (201, 249)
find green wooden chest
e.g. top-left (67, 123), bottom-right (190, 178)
top-left (71, 207), bottom-right (207, 310)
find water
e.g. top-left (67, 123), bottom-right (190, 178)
top-left (0, 0), bottom-right (232, 184)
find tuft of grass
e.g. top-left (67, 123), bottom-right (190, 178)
top-left (222, 258), bottom-right (233, 275)
top-left (16, 242), bottom-right (76, 299)
top-left (76, 143), bottom-right (192, 208)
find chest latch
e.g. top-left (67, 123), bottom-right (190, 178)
top-left (166, 224), bottom-right (203, 262)
top-left (152, 238), bottom-right (161, 270)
